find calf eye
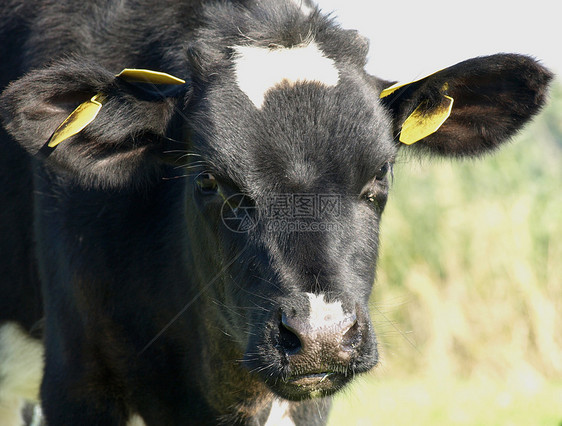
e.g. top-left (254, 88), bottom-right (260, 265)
top-left (196, 173), bottom-right (219, 195)
top-left (360, 162), bottom-right (393, 207)
top-left (375, 162), bottom-right (393, 181)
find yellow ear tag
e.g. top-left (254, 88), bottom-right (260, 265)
top-left (379, 67), bottom-right (449, 99)
top-left (399, 95), bottom-right (454, 145)
top-left (47, 94), bottom-right (106, 148)
top-left (380, 80), bottom-right (414, 98)
top-left (116, 69), bottom-right (186, 85)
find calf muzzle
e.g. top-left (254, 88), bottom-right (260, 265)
top-left (253, 293), bottom-right (376, 400)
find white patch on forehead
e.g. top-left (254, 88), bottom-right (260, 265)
top-left (305, 293), bottom-right (346, 330)
top-left (233, 42), bottom-right (339, 108)
top-left (289, 0), bottom-right (314, 15)
top-left (265, 399), bottom-right (295, 426)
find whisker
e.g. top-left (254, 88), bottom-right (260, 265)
top-left (371, 305), bottom-right (421, 355)
top-left (162, 150), bottom-right (202, 157)
top-left (138, 245), bottom-right (250, 354)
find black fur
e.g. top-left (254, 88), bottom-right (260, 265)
top-left (0, 0), bottom-right (552, 425)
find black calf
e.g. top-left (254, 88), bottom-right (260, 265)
top-left (0, 0), bottom-right (551, 425)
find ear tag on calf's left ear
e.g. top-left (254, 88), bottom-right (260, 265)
top-left (380, 74), bottom-right (454, 145)
top-left (399, 95), bottom-right (454, 145)
top-left (115, 69), bottom-right (186, 85)
top-left (379, 67), bottom-right (448, 99)
top-left (380, 80), bottom-right (412, 99)
top-left (47, 94), bottom-right (106, 148)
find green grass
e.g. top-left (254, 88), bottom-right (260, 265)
top-left (328, 375), bottom-right (562, 426)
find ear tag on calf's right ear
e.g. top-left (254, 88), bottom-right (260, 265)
top-left (45, 70), bottom-right (185, 150)
top-left (47, 94), bottom-right (106, 148)
top-left (45, 69), bottom-right (186, 149)
top-left (116, 69), bottom-right (186, 85)
top-left (399, 95), bottom-right (454, 145)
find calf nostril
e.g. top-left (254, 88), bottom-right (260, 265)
top-left (341, 315), bottom-right (360, 350)
top-left (279, 313), bottom-right (302, 355)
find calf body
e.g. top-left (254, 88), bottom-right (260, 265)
top-left (0, 0), bottom-right (552, 425)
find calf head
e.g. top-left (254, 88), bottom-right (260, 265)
top-left (178, 3), bottom-right (553, 401)
top-left (0, 0), bottom-right (552, 407)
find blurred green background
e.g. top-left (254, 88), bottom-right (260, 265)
top-left (328, 83), bottom-right (562, 425)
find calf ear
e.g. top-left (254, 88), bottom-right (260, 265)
top-left (0, 58), bottom-right (188, 188)
top-left (379, 54), bottom-right (553, 157)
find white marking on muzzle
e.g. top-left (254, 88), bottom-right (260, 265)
top-left (305, 293), bottom-right (347, 331)
top-left (264, 399), bottom-right (294, 426)
top-left (233, 42), bottom-right (339, 109)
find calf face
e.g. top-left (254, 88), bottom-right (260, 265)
top-left (184, 34), bottom-right (396, 399)
top-left (0, 0), bottom-right (552, 423)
